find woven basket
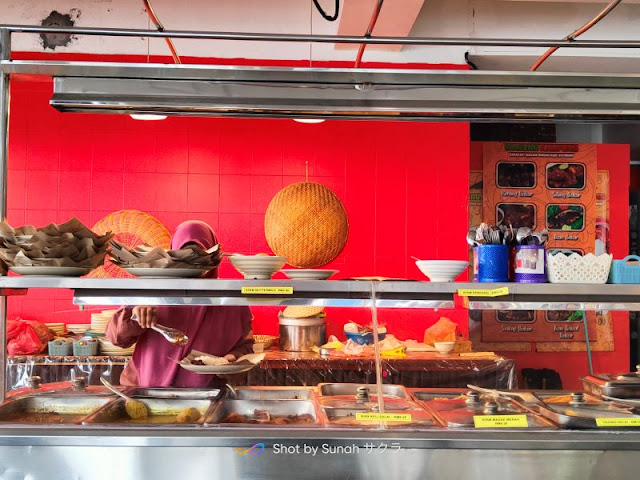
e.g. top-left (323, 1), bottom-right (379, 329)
top-left (264, 182), bottom-right (348, 268)
top-left (88, 210), bottom-right (171, 278)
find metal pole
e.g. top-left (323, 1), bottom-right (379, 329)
top-left (583, 311), bottom-right (594, 375)
top-left (1, 24), bottom-right (640, 48)
top-left (369, 282), bottom-right (386, 430)
top-left (0, 28), bottom-right (10, 402)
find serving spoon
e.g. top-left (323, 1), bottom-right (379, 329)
top-left (132, 313), bottom-right (188, 346)
top-left (100, 377), bottom-right (148, 419)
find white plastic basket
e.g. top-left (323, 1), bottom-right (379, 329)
top-left (546, 252), bottom-right (613, 284)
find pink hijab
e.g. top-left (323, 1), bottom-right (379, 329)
top-left (171, 220), bottom-right (218, 251)
top-left (171, 220), bottom-right (219, 278)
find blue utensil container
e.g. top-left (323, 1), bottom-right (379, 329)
top-left (514, 245), bottom-right (547, 283)
top-left (477, 244), bottom-right (510, 282)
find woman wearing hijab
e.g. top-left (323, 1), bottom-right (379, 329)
top-left (106, 220), bottom-right (254, 387)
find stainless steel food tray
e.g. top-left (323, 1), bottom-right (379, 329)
top-left (412, 389), bottom-right (556, 429)
top-left (581, 373), bottom-right (640, 399)
top-left (409, 388), bottom-right (468, 403)
top-left (128, 388), bottom-right (222, 400)
top-left (206, 399), bottom-right (321, 427)
top-left (319, 383), bottom-right (407, 398)
top-left (317, 395), bottom-right (415, 411)
top-left (322, 407), bottom-right (438, 429)
top-left (231, 387), bottom-right (315, 401)
top-left (0, 394), bottom-right (114, 424)
top-left (85, 398), bottom-right (214, 426)
top-left (515, 392), bottom-right (640, 429)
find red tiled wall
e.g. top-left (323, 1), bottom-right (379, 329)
top-left (6, 79), bottom-right (470, 341)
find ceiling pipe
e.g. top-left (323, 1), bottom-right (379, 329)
top-left (530, 0), bottom-right (623, 71)
top-left (354, 0), bottom-right (384, 68)
top-left (141, 0), bottom-right (181, 64)
top-left (3, 24), bottom-right (640, 48)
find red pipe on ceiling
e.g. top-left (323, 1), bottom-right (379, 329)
top-left (141, 0), bottom-right (182, 64)
top-left (354, 0), bottom-right (385, 68)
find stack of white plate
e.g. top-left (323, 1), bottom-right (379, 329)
top-left (45, 323), bottom-right (66, 336)
top-left (415, 260), bottom-right (469, 282)
top-left (281, 269), bottom-right (338, 280)
top-left (99, 338), bottom-right (135, 356)
top-left (228, 255), bottom-right (287, 280)
top-left (67, 324), bottom-right (90, 335)
top-left (90, 311), bottom-right (114, 333)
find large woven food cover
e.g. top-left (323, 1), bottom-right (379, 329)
top-left (88, 209), bottom-right (171, 278)
top-left (265, 182), bottom-right (348, 268)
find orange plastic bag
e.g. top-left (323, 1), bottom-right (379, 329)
top-left (423, 317), bottom-right (458, 345)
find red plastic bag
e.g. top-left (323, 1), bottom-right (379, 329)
top-left (6, 319), bottom-right (24, 341)
top-left (6, 318), bottom-right (51, 355)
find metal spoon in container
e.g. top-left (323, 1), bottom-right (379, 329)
top-left (466, 229), bottom-right (478, 247)
top-left (131, 313), bottom-right (188, 346)
top-left (226, 383), bottom-right (238, 399)
top-left (100, 377), bottom-right (148, 419)
top-left (516, 227), bottom-right (532, 244)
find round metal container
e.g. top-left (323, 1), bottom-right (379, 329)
top-left (279, 316), bottom-right (326, 352)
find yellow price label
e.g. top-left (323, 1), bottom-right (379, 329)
top-left (355, 413), bottom-right (412, 422)
top-left (595, 418), bottom-right (640, 427)
top-left (241, 286), bottom-right (294, 295)
top-left (457, 287), bottom-right (510, 297)
top-left (473, 415), bottom-right (528, 428)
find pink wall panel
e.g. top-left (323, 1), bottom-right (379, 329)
top-left (7, 79), bottom-right (470, 343)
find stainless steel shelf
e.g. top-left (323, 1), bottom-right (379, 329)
top-left (0, 277), bottom-right (638, 310)
top-left (0, 278), bottom-right (456, 308)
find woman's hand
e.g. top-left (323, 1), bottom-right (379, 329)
top-left (223, 354), bottom-right (236, 362)
top-left (132, 306), bottom-right (157, 329)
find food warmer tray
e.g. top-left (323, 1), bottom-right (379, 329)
top-left (581, 366), bottom-right (640, 398)
top-left (318, 383), bottom-right (413, 410)
top-left (230, 386), bottom-right (315, 401)
top-left (127, 387), bottom-right (222, 400)
top-left (516, 391), bottom-right (640, 429)
top-left (411, 389), bottom-right (556, 429)
top-left (322, 406), bottom-right (438, 429)
top-left (205, 399), bottom-right (321, 427)
top-left (84, 398), bottom-right (214, 426)
top-left (319, 383), bottom-right (408, 399)
top-left (0, 394), bottom-right (114, 425)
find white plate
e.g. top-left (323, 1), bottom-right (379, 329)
top-left (124, 267), bottom-right (208, 278)
top-left (179, 352), bottom-right (265, 375)
top-left (281, 269), bottom-right (338, 280)
top-left (179, 362), bottom-right (257, 374)
top-left (9, 266), bottom-right (93, 277)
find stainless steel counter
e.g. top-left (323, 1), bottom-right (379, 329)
top-left (0, 427), bottom-right (639, 480)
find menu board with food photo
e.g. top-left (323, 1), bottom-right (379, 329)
top-left (481, 309), bottom-right (597, 342)
top-left (472, 142), bottom-right (605, 347)
top-left (483, 142), bottom-right (597, 253)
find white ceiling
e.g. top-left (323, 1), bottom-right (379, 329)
top-left (3, 0), bottom-right (640, 72)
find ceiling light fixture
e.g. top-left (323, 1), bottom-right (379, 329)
top-left (47, 66), bottom-right (640, 123)
top-left (130, 114), bottom-right (167, 121)
top-left (294, 119), bottom-right (325, 124)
